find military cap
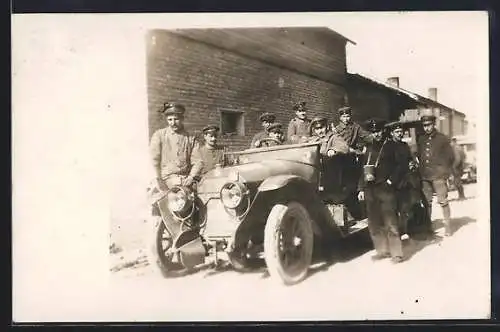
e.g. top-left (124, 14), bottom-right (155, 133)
top-left (420, 115), bottom-right (436, 124)
top-left (266, 122), bottom-right (283, 133)
top-left (385, 121), bottom-right (404, 131)
top-left (161, 102), bottom-right (186, 115)
top-left (293, 101), bottom-right (307, 112)
top-left (259, 112), bottom-right (276, 122)
top-left (365, 118), bottom-right (387, 133)
top-left (310, 116), bottom-right (328, 129)
top-left (338, 106), bottom-right (352, 116)
top-left (202, 125), bottom-right (220, 134)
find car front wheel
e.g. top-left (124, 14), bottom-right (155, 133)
top-left (264, 202), bottom-right (314, 285)
top-left (148, 218), bottom-right (187, 277)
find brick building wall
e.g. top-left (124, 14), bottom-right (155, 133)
top-left (146, 30), bottom-right (347, 151)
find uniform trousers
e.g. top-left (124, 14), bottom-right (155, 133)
top-left (365, 182), bottom-right (403, 258)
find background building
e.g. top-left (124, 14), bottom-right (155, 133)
top-left (146, 27), bottom-right (468, 150)
top-left (146, 27), bottom-right (354, 150)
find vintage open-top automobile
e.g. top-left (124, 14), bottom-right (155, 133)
top-left (149, 140), bottom-right (372, 285)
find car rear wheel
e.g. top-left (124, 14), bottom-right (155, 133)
top-left (264, 202), bottom-right (314, 285)
top-left (149, 218), bottom-right (187, 277)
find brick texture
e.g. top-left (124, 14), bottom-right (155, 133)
top-left (146, 30), bottom-right (347, 151)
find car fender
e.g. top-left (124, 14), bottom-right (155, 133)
top-left (258, 174), bottom-right (307, 192)
top-left (252, 175), bottom-right (342, 239)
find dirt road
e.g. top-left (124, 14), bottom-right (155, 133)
top-left (109, 183), bottom-right (490, 321)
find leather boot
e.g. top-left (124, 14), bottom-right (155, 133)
top-left (442, 204), bottom-right (452, 236)
top-left (457, 186), bottom-right (466, 200)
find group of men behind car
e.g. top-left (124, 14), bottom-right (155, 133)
top-left (149, 100), bottom-right (462, 264)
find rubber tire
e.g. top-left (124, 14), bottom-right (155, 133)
top-left (264, 202), bottom-right (314, 285)
top-left (148, 219), bottom-right (187, 278)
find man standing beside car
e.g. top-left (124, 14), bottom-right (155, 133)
top-left (416, 115), bottom-right (455, 236)
top-left (451, 137), bottom-right (466, 200)
top-left (358, 119), bottom-right (407, 263)
top-left (149, 102), bottom-right (203, 192)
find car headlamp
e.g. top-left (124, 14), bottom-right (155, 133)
top-left (220, 182), bottom-right (248, 209)
top-left (166, 186), bottom-right (190, 213)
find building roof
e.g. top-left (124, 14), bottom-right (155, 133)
top-left (348, 72), bottom-right (466, 117)
top-left (160, 27), bottom-right (353, 85)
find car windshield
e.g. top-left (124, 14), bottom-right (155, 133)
top-left (227, 142), bottom-right (320, 166)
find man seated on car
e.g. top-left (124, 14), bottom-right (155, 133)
top-left (197, 125), bottom-right (227, 176)
top-left (255, 122), bottom-right (285, 147)
top-left (308, 116), bottom-right (349, 156)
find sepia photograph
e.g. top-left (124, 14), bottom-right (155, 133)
top-left (12, 11), bottom-right (490, 322)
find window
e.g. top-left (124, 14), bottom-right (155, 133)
top-left (220, 110), bottom-right (245, 136)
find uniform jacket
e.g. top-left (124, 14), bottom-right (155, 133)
top-left (358, 139), bottom-right (412, 191)
top-left (308, 131), bottom-right (349, 156)
top-left (250, 131), bottom-right (268, 148)
top-left (334, 121), bottom-right (372, 149)
top-left (287, 117), bottom-right (311, 144)
top-left (198, 144), bottom-right (226, 175)
top-left (416, 130), bottom-right (454, 180)
top-left (149, 127), bottom-right (203, 180)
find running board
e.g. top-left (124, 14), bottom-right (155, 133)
top-left (343, 218), bottom-right (369, 236)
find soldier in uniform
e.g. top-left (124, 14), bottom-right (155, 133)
top-left (416, 115), bottom-right (455, 236)
top-left (333, 106), bottom-right (373, 220)
top-left (358, 119), bottom-right (408, 263)
top-left (198, 125), bottom-right (226, 176)
top-left (287, 101), bottom-right (311, 144)
top-left (250, 112), bottom-right (276, 148)
top-left (308, 116), bottom-right (349, 156)
top-left (257, 122), bottom-right (284, 147)
top-left (451, 137), bottom-right (466, 200)
top-left (334, 106), bottom-right (373, 153)
top-left (149, 102), bottom-right (203, 193)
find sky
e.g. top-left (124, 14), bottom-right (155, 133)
top-left (327, 11), bottom-right (489, 124)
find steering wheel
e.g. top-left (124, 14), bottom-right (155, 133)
top-left (257, 137), bottom-right (282, 147)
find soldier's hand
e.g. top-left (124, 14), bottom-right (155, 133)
top-left (357, 191), bottom-right (365, 201)
top-left (156, 178), bottom-right (168, 192)
top-left (182, 176), bottom-right (195, 187)
top-left (254, 140), bottom-right (261, 148)
top-left (327, 149), bottom-right (336, 157)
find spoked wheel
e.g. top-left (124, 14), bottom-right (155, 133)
top-left (264, 202), bottom-right (314, 285)
top-left (149, 219), bottom-right (187, 277)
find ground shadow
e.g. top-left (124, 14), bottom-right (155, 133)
top-left (306, 231), bottom-right (374, 279)
top-left (433, 216), bottom-right (476, 236)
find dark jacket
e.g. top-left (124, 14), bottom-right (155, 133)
top-left (334, 121), bottom-right (372, 150)
top-left (358, 139), bottom-right (411, 191)
top-left (416, 130), bottom-right (454, 180)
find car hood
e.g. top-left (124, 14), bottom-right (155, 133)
top-left (197, 159), bottom-right (318, 195)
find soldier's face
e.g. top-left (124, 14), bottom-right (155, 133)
top-left (314, 126), bottom-right (327, 137)
top-left (166, 115), bottom-right (183, 132)
top-left (339, 114), bottom-right (351, 124)
top-left (296, 110), bottom-right (306, 120)
top-left (372, 130), bottom-right (383, 141)
top-left (204, 132), bottom-right (217, 147)
top-left (262, 121), bottom-right (271, 129)
top-left (422, 122), bottom-right (435, 134)
top-left (270, 131), bottom-right (281, 140)
top-left (391, 128), bottom-right (404, 141)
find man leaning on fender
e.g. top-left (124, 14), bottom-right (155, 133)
top-left (149, 102), bottom-right (203, 193)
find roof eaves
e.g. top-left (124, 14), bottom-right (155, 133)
top-left (348, 73), bottom-right (464, 115)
